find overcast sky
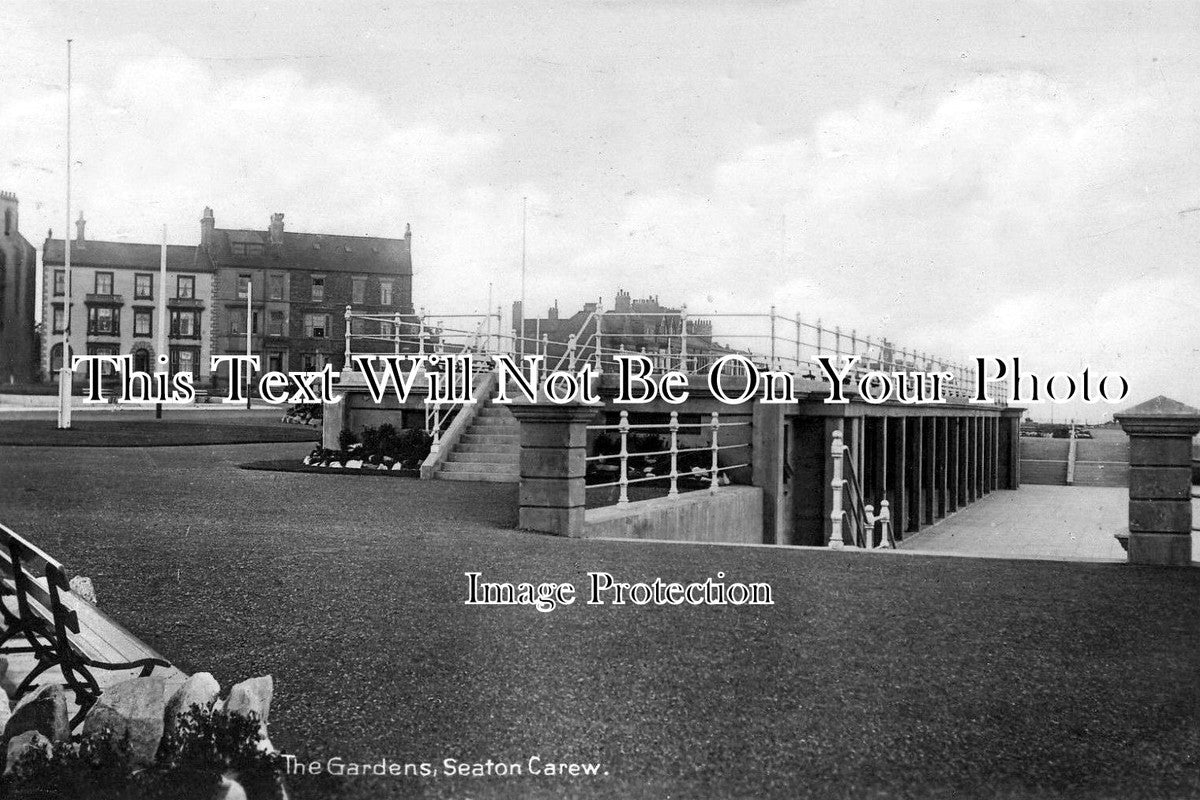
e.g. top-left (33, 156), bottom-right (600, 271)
top-left (3, 1), bottom-right (1198, 418)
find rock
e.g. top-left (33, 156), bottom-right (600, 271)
top-left (82, 676), bottom-right (166, 767)
top-left (225, 676), bottom-right (273, 751)
top-left (0, 685), bottom-right (10, 734)
top-left (345, 459), bottom-right (363, 469)
top-left (4, 684), bottom-right (69, 746)
top-left (163, 672), bottom-right (220, 742)
top-left (215, 773), bottom-right (248, 800)
top-left (70, 575), bottom-right (98, 605)
top-left (4, 730), bottom-right (51, 775)
top-left (391, 462), bottom-right (406, 471)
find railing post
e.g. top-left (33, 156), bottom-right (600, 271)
top-left (594, 312), bottom-right (603, 375)
top-left (618, 410), bottom-right (630, 506)
top-left (542, 333), bottom-right (549, 358)
top-left (816, 318), bottom-right (823, 358)
top-left (418, 308), bottom-right (427, 356)
top-left (668, 411), bottom-right (679, 497)
top-left (393, 312), bottom-right (401, 355)
top-left (769, 304), bottom-right (777, 370)
top-left (829, 429), bottom-right (845, 549)
top-left (864, 503), bottom-right (874, 548)
top-left (877, 499), bottom-right (893, 548)
top-left (343, 305), bottom-right (352, 365)
top-left (679, 305), bottom-right (688, 372)
top-left (709, 411), bottom-right (720, 493)
top-left (567, 333), bottom-right (577, 370)
top-left (794, 312), bottom-right (801, 371)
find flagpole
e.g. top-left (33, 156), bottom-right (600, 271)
top-left (156, 224), bottom-right (166, 419)
top-left (57, 39), bottom-right (73, 429)
top-left (519, 195), bottom-right (526, 357)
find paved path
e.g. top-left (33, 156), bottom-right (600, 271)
top-left (901, 484), bottom-right (1200, 563)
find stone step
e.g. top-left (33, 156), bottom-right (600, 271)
top-left (448, 451), bottom-right (519, 464)
top-left (436, 469), bottom-right (520, 483)
top-left (468, 423), bottom-right (520, 435)
top-left (475, 408), bottom-right (518, 422)
top-left (461, 433), bottom-right (520, 445)
top-left (439, 460), bottom-right (518, 472)
top-left (456, 442), bottom-right (519, 454)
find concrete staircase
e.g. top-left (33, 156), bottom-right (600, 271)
top-left (435, 403), bottom-right (520, 483)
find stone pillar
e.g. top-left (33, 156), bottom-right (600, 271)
top-left (1115, 396), bottom-right (1200, 566)
top-left (752, 402), bottom-right (786, 545)
top-left (322, 392), bottom-right (352, 450)
top-left (999, 408), bottom-right (1023, 489)
top-left (508, 403), bottom-right (599, 537)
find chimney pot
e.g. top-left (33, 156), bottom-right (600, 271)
top-left (75, 211), bottom-right (86, 244)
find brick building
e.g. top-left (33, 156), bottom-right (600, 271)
top-left (0, 192), bottom-right (39, 383)
top-left (196, 208), bottom-right (414, 385)
top-left (514, 289), bottom-right (723, 371)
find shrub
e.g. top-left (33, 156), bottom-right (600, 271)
top-left (337, 428), bottom-right (359, 452)
top-left (2, 707), bottom-right (285, 800)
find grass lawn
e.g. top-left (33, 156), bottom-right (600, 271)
top-left (1, 443), bottom-right (1198, 799)
top-left (0, 419), bottom-right (321, 447)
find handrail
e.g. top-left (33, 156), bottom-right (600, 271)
top-left (343, 306), bottom-right (1009, 406)
top-left (829, 429), bottom-right (895, 550)
top-left (585, 410), bottom-right (750, 505)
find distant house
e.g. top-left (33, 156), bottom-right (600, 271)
top-left (42, 207), bottom-right (416, 389)
top-left (0, 191), bottom-right (39, 383)
top-left (195, 208), bottom-right (414, 383)
top-left (43, 216), bottom-right (211, 382)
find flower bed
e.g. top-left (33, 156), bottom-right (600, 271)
top-left (279, 403), bottom-right (322, 427)
top-left (301, 424), bottom-right (432, 472)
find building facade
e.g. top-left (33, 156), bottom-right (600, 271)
top-left (514, 290), bottom-right (726, 372)
top-left (42, 208), bottom-right (415, 390)
top-left (42, 217), bottom-right (214, 383)
top-left (196, 208), bottom-right (414, 386)
top-left (0, 192), bottom-right (39, 383)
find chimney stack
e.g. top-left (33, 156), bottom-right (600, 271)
top-left (201, 207), bottom-right (215, 249)
top-left (269, 213), bottom-right (285, 245)
top-left (75, 211), bottom-right (86, 244)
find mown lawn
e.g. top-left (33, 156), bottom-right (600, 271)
top-left (0, 419), bottom-right (319, 447)
top-left (1, 442), bottom-right (1198, 799)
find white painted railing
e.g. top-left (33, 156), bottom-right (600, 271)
top-left (342, 305), bottom-right (1009, 406)
top-left (585, 410), bottom-right (751, 507)
top-left (829, 429), bottom-right (896, 549)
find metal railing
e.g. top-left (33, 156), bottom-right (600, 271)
top-left (585, 410), bottom-right (751, 507)
top-left (829, 429), bottom-right (896, 549)
top-left (343, 304), bottom-right (1009, 406)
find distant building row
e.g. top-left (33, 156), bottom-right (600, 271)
top-left (35, 204), bottom-right (415, 386)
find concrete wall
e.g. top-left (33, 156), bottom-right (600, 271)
top-left (582, 486), bottom-right (764, 543)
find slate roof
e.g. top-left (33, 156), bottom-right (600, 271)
top-left (43, 239), bottom-right (203, 272)
top-left (201, 228), bottom-right (411, 275)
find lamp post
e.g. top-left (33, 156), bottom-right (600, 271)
top-left (56, 39), bottom-right (73, 429)
top-left (245, 279), bottom-right (252, 410)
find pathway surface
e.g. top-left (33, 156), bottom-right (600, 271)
top-left (900, 484), bottom-right (1200, 563)
top-left (2, 442), bottom-right (1199, 799)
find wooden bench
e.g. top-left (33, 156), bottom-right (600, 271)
top-left (193, 388), bottom-right (211, 403)
top-left (0, 523), bottom-right (171, 727)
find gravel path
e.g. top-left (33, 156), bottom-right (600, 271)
top-left (1, 443), bottom-right (1199, 799)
